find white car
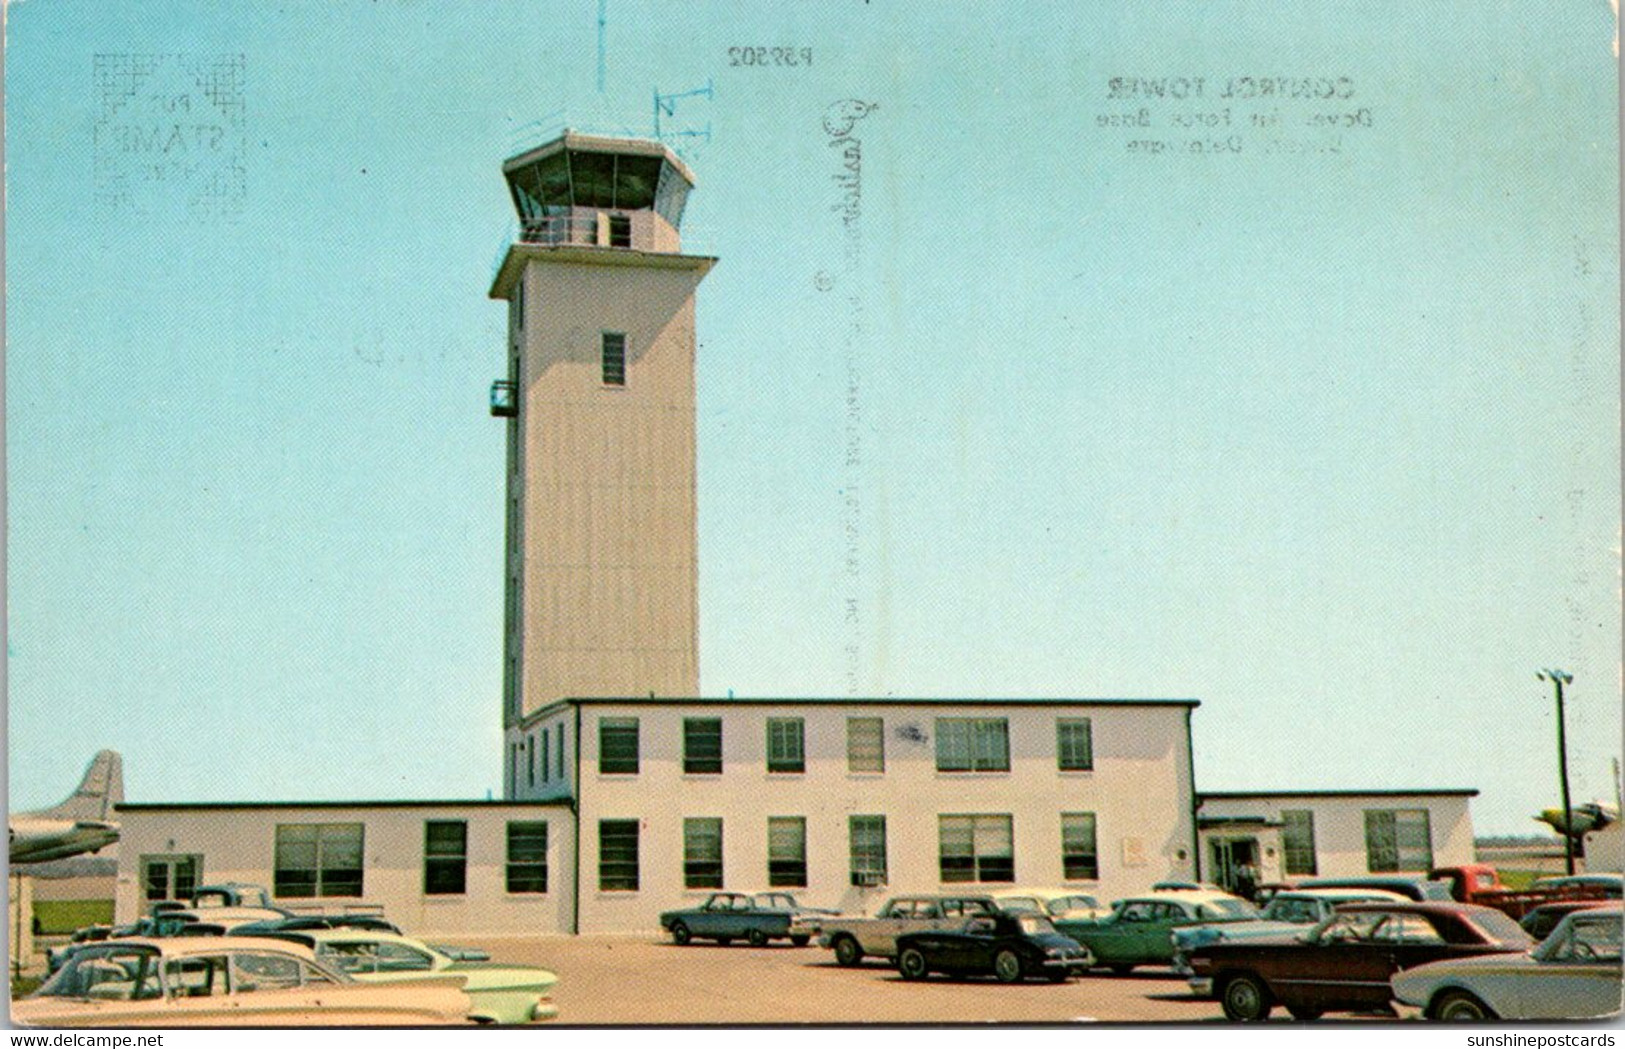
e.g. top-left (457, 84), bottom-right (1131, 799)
top-left (1391, 907), bottom-right (1623, 1021)
top-left (992, 889), bottom-right (1111, 921)
top-left (14, 937), bottom-right (471, 1027)
top-left (249, 928), bottom-right (559, 1023)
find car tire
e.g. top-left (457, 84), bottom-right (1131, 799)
top-left (1287, 1006), bottom-right (1324, 1021)
top-left (1430, 990), bottom-right (1497, 1022)
top-left (1109, 964), bottom-right (1135, 976)
top-left (790, 935), bottom-right (811, 948)
top-left (833, 935), bottom-right (863, 967)
top-left (1046, 969), bottom-right (1070, 983)
top-left (1220, 973), bottom-right (1273, 1022)
top-left (671, 921), bottom-right (691, 946)
top-left (898, 947), bottom-right (930, 981)
top-left (747, 929), bottom-right (769, 947)
top-left (717, 937), bottom-right (733, 946)
top-left (993, 949), bottom-right (1024, 984)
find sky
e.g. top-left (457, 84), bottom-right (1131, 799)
top-left (6, 1), bottom-right (1619, 835)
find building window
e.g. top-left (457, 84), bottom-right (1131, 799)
top-left (768, 817), bottom-right (808, 887)
top-left (849, 815), bottom-right (887, 887)
top-left (939, 814), bottom-right (1015, 883)
top-left (935, 718), bottom-right (1010, 772)
top-left (599, 717), bottom-right (639, 775)
top-left (767, 717), bottom-right (805, 774)
top-left (1061, 813), bottom-right (1099, 880)
top-left (1281, 809), bottom-right (1318, 876)
top-left (609, 213), bottom-right (632, 248)
top-left (602, 332), bottom-right (627, 386)
top-left (847, 717), bottom-right (885, 773)
top-left (684, 818), bottom-right (724, 889)
top-left (684, 718), bottom-right (723, 774)
top-left (541, 729), bottom-right (551, 782)
top-left (1365, 809), bottom-right (1433, 872)
top-left (526, 735), bottom-right (536, 788)
top-left (274, 824), bottom-right (364, 898)
top-left (140, 855), bottom-right (201, 908)
top-left (1056, 718), bottom-right (1094, 771)
top-left (506, 821), bottom-right (548, 893)
top-left (424, 821), bottom-right (468, 895)
top-left (557, 726), bottom-right (566, 779)
top-left (599, 820), bottom-right (640, 891)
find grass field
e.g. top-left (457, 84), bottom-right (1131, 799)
top-left (33, 899), bottom-right (113, 935)
top-left (1499, 869), bottom-right (1544, 891)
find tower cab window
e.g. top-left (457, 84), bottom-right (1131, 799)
top-left (608, 214), bottom-right (631, 248)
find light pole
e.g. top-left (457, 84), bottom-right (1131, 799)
top-left (1537, 669), bottom-right (1576, 876)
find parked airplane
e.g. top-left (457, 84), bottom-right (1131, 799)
top-left (9, 751), bottom-right (123, 864)
top-left (1536, 800), bottom-right (1619, 839)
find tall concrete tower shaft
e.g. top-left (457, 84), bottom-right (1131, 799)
top-left (489, 133), bottom-right (715, 782)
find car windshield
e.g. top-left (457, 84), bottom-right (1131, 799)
top-left (1000, 898), bottom-right (1043, 914)
top-left (1017, 916), bottom-right (1058, 936)
top-left (1047, 895), bottom-right (1100, 915)
top-left (1541, 914), bottom-right (1624, 963)
top-left (1202, 899), bottom-right (1260, 918)
top-left (36, 948), bottom-right (163, 1002)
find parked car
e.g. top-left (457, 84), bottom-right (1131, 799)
top-left (895, 913), bottom-right (1094, 983)
top-left (818, 894), bottom-right (999, 966)
top-left (1430, 865), bottom-right (1616, 919)
top-left (1172, 889), bottom-right (1408, 988)
top-left (1392, 906), bottom-right (1623, 1021)
top-left (233, 928), bottom-right (557, 1023)
top-left (1520, 899), bottom-right (1617, 941)
top-left (47, 910), bottom-right (253, 975)
top-left (659, 891), bottom-right (831, 947)
top-left (1054, 890), bottom-right (1257, 974)
top-left (189, 883), bottom-right (282, 911)
top-left (991, 889), bottom-right (1110, 921)
top-left (1186, 901), bottom-right (1534, 1021)
top-left (1532, 874), bottom-right (1624, 899)
top-left (13, 937), bottom-right (471, 1027)
top-left (1295, 876), bottom-right (1455, 902)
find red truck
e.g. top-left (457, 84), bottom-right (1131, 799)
top-left (1429, 864), bottom-right (1613, 919)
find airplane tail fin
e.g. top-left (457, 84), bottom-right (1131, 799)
top-left (41, 750), bottom-right (124, 822)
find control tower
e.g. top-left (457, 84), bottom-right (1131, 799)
top-left (488, 132), bottom-right (715, 783)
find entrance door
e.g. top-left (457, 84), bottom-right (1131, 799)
top-left (140, 854), bottom-right (201, 913)
top-left (1209, 838), bottom-right (1258, 894)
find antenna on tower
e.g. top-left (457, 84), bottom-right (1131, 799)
top-left (596, 0), bottom-right (608, 93)
top-left (653, 80), bottom-right (714, 149)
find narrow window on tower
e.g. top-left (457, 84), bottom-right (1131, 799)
top-left (609, 214), bottom-right (632, 248)
top-left (601, 332), bottom-right (627, 386)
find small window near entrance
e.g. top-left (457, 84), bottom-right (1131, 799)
top-left (609, 214), bottom-right (632, 248)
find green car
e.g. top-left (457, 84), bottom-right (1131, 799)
top-left (1055, 891), bottom-right (1258, 974)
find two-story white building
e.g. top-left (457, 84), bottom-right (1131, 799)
top-left (117, 696), bottom-right (1201, 935)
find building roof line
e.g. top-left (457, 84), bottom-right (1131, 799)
top-left (513, 696), bottom-right (1200, 730)
top-left (1199, 789), bottom-right (1481, 799)
top-left (116, 800), bottom-right (574, 812)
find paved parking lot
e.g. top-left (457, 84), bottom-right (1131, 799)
top-left (457, 934), bottom-right (1234, 1024)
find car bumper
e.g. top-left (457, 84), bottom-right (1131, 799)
top-left (1188, 977), bottom-right (1213, 997)
top-left (1042, 956), bottom-right (1091, 973)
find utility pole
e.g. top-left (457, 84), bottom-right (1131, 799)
top-left (1538, 669), bottom-right (1577, 876)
